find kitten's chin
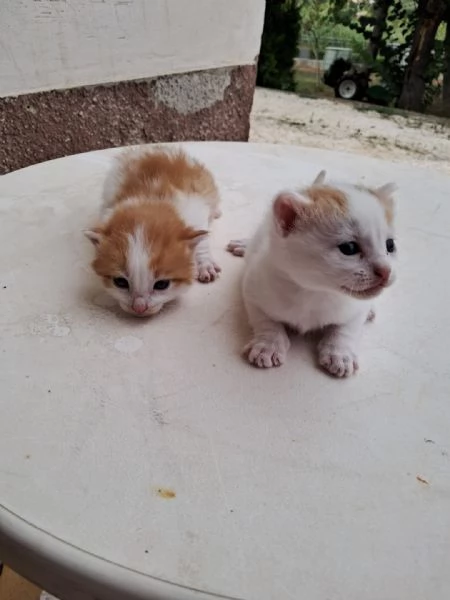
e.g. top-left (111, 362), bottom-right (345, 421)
top-left (340, 283), bottom-right (387, 300)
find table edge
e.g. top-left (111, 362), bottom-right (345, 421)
top-left (0, 504), bottom-right (238, 600)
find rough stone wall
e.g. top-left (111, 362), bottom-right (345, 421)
top-left (0, 65), bottom-right (256, 174)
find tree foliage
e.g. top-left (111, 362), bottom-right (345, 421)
top-left (300, 0), bottom-right (333, 60)
top-left (443, 13), bottom-right (450, 113)
top-left (258, 0), bottom-right (450, 113)
top-left (256, 0), bottom-right (302, 91)
top-left (349, 0), bottom-right (447, 110)
top-left (398, 0), bottom-right (447, 111)
top-left (353, 1), bottom-right (417, 99)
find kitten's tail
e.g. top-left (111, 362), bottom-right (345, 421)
top-left (313, 170), bottom-right (326, 185)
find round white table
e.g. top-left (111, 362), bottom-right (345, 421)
top-left (1, 143), bottom-right (449, 600)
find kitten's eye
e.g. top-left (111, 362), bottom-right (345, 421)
top-left (153, 279), bottom-right (170, 291)
top-left (338, 242), bottom-right (361, 256)
top-left (113, 277), bottom-right (129, 289)
top-left (386, 238), bottom-right (396, 253)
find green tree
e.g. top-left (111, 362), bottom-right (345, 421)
top-left (350, 0), bottom-right (446, 111)
top-left (257, 0), bottom-right (302, 91)
top-left (300, 0), bottom-right (333, 61)
top-left (301, 1), bottom-right (374, 62)
top-left (367, 0), bottom-right (391, 60)
top-left (398, 0), bottom-right (447, 111)
top-left (441, 13), bottom-right (450, 114)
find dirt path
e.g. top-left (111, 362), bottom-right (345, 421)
top-left (250, 88), bottom-right (450, 174)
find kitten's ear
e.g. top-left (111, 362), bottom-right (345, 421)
top-left (84, 227), bottom-right (104, 246)
top-left (375, 182), bottom-right (397, 198)
top-left (273, 190), bottom-right (309, 237)
top-left (183, 228), bottom-right (209, 249)
top-left (373, 182), bottom-right (396, 222)
top-left (313, 170), bottom-right (326, 185)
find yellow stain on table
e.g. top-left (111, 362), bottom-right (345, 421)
top-left (155, 487), bottom-right (176, 499)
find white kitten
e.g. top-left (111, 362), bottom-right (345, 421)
top-left (227, 171), bottom-right (397, 377)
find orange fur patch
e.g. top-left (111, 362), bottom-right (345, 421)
top-left (111, 148), bottom-right (220, 223)
top-left (295, 185), bottom-right (348, 227)
top-left (304, 185), bottom-right (348, 212)
top-left (92, 202), bottom-right (203, 285)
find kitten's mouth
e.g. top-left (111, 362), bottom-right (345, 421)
top-left (120, 303), bottom-right (163, 317)
top-left (341, 283), bottom-right (386, 299)
top-left (137, 306), bottom-right (163, 317)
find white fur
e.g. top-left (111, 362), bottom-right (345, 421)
top-left (229, 174), bottom-right (397, 377)
top-left (174, 194), bottom-right (210, 230)
top-left (127, 226), bottom-right (150, 295)
top-left (102, 156), bottom-right (126, 209)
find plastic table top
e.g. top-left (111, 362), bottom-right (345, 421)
top-left (1, 142), bottom-right (449, 600)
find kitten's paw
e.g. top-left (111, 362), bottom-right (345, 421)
top-left (318, 344), bottom-right (359, 378)
top-left (244, 336), bottom-right (290, 369)
top-left (196, 259), bottom-right (221, 283)
top-left (227, 239), bottom-right (247, 257)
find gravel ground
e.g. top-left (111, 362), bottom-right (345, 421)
top-left (250, 87), bottom-right (450, 174)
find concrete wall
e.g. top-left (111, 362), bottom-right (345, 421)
top-left (0, 0), bottom-right (265, 173)
top-left (0, 0), bottom-right (265, 98)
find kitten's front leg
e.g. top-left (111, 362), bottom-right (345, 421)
top-left (227, 239), bottom-right (248, 257)
top-left (195, 237), bottom-right (221, 283)
top-left (244, 303), bottom-right (290, 368)
top-left (318, 315), bottom-right (365, 378)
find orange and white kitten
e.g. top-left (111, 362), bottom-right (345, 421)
top-left (85, 147), bottom-right (221, 317)
top-left (227, 171), bottom-right (397, 377)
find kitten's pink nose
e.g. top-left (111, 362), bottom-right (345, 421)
top-left (132, 298), bottom-right (148, 314)
top-left (373, 264), bottom-right (391, 284)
